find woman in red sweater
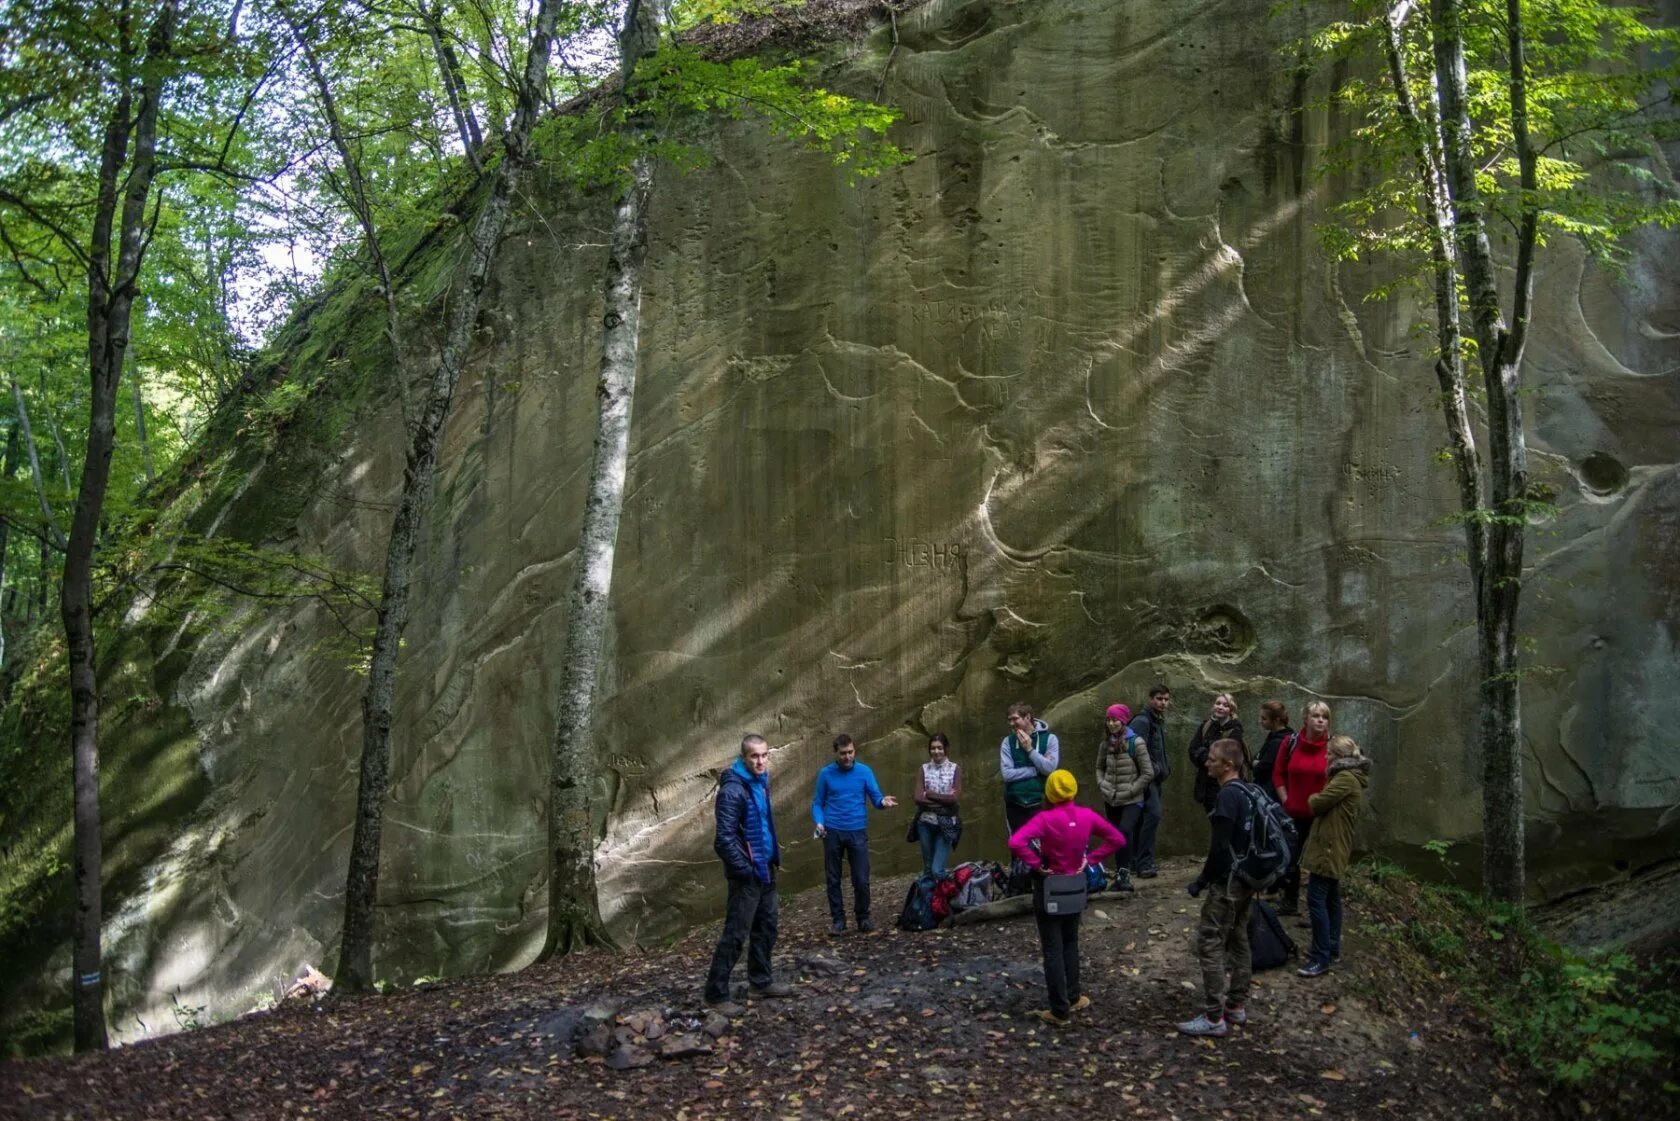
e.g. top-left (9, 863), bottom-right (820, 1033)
top-left (1274, 700), bottom-right (1331, 916)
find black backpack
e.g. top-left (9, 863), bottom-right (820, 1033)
top-left (1249, 899), bottom-right (1298, 970)
top-left (897, 873), bottom-right (940, 932)
top-left (1230, 782), bottom-right (1297, 890)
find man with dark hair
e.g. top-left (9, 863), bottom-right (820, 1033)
top-left (704, 734), bottom-right (794, 1014)
top-left (999, 701), bottom-right (1060, 835)
top-left (1177, 738), bottom-right (1255, 1038)
top-left (812, 733), bottom-right (897, 934)
top-left (1128, 684), bottom-right (1172, 878)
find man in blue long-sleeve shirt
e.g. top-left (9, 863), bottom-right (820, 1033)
top-left (812, 734), bottom-right (898, 934)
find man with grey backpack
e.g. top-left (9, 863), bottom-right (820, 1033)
top-left (1176, 739), bottom-right (1296, 1037)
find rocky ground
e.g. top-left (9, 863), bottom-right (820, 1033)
top-left (0, 858), bottom-right (1567, 1120)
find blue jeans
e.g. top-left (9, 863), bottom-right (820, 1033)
top-left (1134, 783), bottom-right (1163, 871)
top-left (916, 820), bottom-right (953, 876)
top-left (1306, 874), bottom-right (1342, 966)
top-left (822, 829), bottom-right (871, 922)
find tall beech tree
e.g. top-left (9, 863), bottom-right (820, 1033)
top-left (540, 3), bottom-right (905, 954)
top-left (1, 0), bottom-right (270, 1049)
top-left (333, 0), bottom-right (567, 993)
top-left (2, 0), bottom-right (181, 1052)
top-left (1308, 0), bottom-right (1680, 900)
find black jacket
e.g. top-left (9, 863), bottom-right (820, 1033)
top-left (1253, 726), bottom-right (1293, 801)
top-left (1128, 707), bottom-right (1170, 784)
top-left (1189, 717), bottom-right (1247, 807)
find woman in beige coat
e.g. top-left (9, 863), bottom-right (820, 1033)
top-left (1095, 703), bottom-right (1153, 891)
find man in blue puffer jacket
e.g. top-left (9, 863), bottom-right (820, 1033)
top-left (703, 734), bottom-right (795, 1014)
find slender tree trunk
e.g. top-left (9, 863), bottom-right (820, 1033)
top-left (541, 0), bottom-right (659, 959)
top-left (1431, 0), bottom-right (1532, 902)
top-left (424, 1), bottom-right (483, 170)
top-left (61, 0), bottom-right (176, 1054)
top-left (130, 366), bottom-right (154, 484)
top-left (0, 422), bottom-right (20, 676)
top-left (11, 379), bottom-right (68, 550)
top-left (336, 0), bottom-right (563, 993)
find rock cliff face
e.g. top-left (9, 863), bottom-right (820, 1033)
top-left (16, 0), bottom-right (1680, 1041)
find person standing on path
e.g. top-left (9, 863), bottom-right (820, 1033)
top-left (999, 701), bottom-right (1060, 836)
top-left (913, 733), bottom-right (963, 876)
top-left (812, 734), bottom-right (898, 934)
top-left (1008, 769), bottom-right (1126, 1026)
top-left (1298, 734), bottom-right (1372, 978)
top-left (1128, 684), bottom-right (1172, 877)
top-left (1188, 693), bottom-right (1246, 813)
top-left (704, 734), bottom-right (794, 1014)
top-left (1094, 702), bottom-right (1151, 891)
top-left (1252, 700), bottom-right (1294, 804)
top-left (1274, 701), bottom-right (1333, 915)
top-left (1177, 739), bottom-right (1257, 1038)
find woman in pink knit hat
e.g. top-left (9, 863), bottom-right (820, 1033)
top-left (1094, 703), bottom-right (1152, 892)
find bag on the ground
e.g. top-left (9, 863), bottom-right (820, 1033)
top-left (1084, 863), bottom-right (1109, 894)
top-left (1034, 872), bottom-right (1088, 916)
top-left (1005, 855), bottom-right (1036, 897)
top-left (951, 861), bottom-right (1002, 911)
top-left (897, 873), bottom-right (941, 932)
top-left (1248, 898), bottom-right (1297, 970)
top-left (1230, 781), bottom-right (1298, 890)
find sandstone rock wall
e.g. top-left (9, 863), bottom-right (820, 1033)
top-left (39, 0), bottom-right (1680, 1040)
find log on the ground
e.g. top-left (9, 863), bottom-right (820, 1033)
top-left (946, 891), bottom-right (1130, 926)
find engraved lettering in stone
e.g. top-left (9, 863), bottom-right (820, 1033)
top-left (881, 536), bottom-right (964, 571)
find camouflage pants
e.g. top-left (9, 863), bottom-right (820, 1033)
top-left (1193, 881), bottom-right (1254, 1019)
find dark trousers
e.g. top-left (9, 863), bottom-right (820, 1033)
top-left (1004, 800), bottom-right (1040, 838)
top-left (822, 828), bottom-right (871, 922)
top-left (704, 875), bottom-right (778, 1003)
top-left (1034, 910), bottom-right (1082, 1017)
top-left (1134, 783), bottom-right (1163, 871)
top-left (1104, 802), bottom-right (1143, 874)
top-left (1307, 874), bottom-right (1343, 965)
top-left (1281, 815), bottom-right (1314, 905)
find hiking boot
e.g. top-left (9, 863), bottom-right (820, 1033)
top-left (704, 999), bottom-right (747, 1018)
top-left (1112, 872), bottom-right (1135, 893)
top-left (829, 921), bottom-right (847, 935)
top-left (1223, 1003), bottom-right (1247, 1026)
top-left (857, 918), bottom-right (875, 933)
top-left (750, 981), bottom-right (796, 998)
top-left (1297, 961), bottom-right (1331, 978)
top-left (1176, 1013), bottom-right (1229, 1038)
top-left (1036, 1009), bottom-right (1071, 1027)
top-left (1136, 868), bottom-right (1159, 880)
top-left (1274, 901), bottom-right (1299, 916)
top-left (1070, 995), bottom-right (1091, 1013)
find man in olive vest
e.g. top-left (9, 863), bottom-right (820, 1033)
top-left (999, 701), bottom-right (1060, 835)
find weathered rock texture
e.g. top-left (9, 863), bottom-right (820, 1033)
top-left (9, 0), bottom-right (1679, 1043)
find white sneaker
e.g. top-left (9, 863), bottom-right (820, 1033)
top-left (1176, 1013), bottom-right (1229, 1037)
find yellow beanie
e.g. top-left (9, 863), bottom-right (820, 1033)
top-left (1045, 769), bottom-right (1077, 804)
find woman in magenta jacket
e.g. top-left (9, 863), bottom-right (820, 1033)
top-left (1008, 770), bottom-right (1125, 1025)
top-left (1274, 700), bottom-right (1332, 915)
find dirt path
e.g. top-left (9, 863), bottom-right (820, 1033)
top-left (0, 858), bottom-right (1551, 1120)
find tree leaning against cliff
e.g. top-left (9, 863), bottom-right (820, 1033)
top-left (538, 3), bottom-right (909, 956)
top-left (334, 0), bottom-right (566, 993)
top-left (1305, 0), bottom-right (1680, 901)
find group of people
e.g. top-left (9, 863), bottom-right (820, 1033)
top-left (701, 689), bottom-right (1372, 1038)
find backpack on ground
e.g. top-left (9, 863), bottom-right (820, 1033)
top-left (951, 862), bottom-right (1002, 912)
top-left (1084, 863), bottom-right (1109, 894)
top-left (1230, 781), bottom-right (1297, 890)
top-left (1248, 898), bottom-right (1297, 970)
top-left (1004, 855), bottom-right (1036, 898)
top-left (897, 873), bottom-right (941, 932)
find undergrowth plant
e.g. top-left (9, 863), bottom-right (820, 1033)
top-left (1351, 860), bottom-right (1677, 1094)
